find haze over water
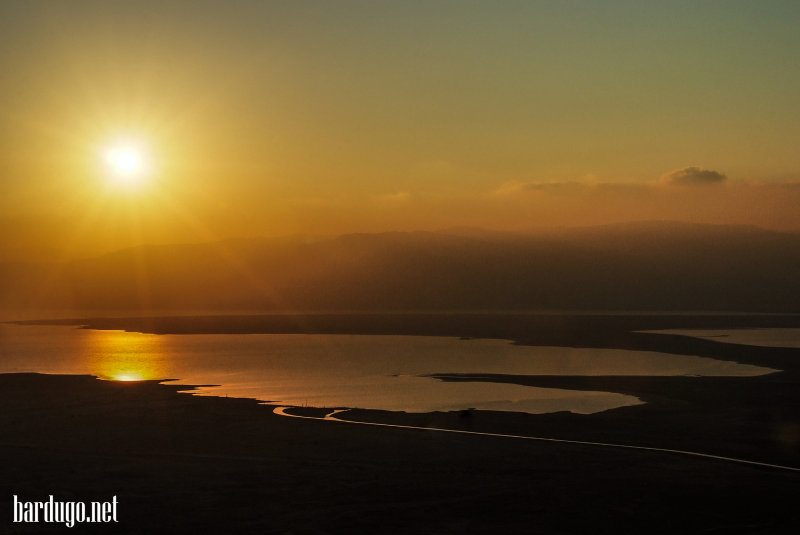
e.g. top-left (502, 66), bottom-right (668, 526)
top-left (0, 324), bottom-right (776, 414)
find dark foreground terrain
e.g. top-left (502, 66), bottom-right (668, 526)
top-left (3, 313), bottom-right (800, 533)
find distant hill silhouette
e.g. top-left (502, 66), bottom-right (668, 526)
top-left (2, 221), bottom-right (799, 313)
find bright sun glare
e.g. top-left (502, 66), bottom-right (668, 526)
top-left (103, 142), bottom-right (149, 186)
top-left (112, 373), bottom-right (144, 382)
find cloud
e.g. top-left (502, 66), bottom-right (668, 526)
top-left (493, 180), bottom-right (648, 196)
top-left (520, 181), bottom-right (585, 192)
top-left (661, 166), bottom-right (727, 186)
top-left (375, 191), bottom-right (411, 202)
top-left (494, 180), bottom-right (589, 195)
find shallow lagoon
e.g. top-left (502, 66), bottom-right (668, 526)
top-left (645, 328), bottom-right (800, 349)
top-left (0, 324), bottom-right (776, 414)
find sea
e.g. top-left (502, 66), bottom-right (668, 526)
top-left (0, 323), bottom-right (788, 415)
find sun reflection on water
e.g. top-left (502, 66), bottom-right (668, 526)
top-left (84, 330), bottom-right (172, 382)
top-left (112, 373), bottom-right (144, 382)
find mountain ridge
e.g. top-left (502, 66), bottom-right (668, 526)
top-left (2, 221), bottom-right (799, 314)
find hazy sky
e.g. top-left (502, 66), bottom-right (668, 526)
top-left (2, 1), bottom-right (800, 261)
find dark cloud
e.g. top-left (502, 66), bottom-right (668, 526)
top-left (662, 167), bottom-right (727, 186)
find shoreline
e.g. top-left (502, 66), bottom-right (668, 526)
top-left (2, 372), bottom-right (799, 533)
top-left (12, 311), bottom-right (800, 369)
top-left (3, 313), bottom-right (800, 532)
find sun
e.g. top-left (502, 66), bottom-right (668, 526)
top-left (103, 141), bottom-right (151, 187)
top-left (106, 146), bottom-right (142, 175)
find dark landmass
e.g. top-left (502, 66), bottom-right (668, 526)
top-left (4, 312), bottom-right (800, 532)
top-left (2, 373), bottom-right (799, 534)
top-left (3, 221), bottom-right (800, 313)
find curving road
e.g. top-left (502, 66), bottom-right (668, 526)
top-left (273, 406), bottom-right (800, 473)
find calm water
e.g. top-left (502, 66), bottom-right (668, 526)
top-left (645, 328), bottom-right (800, 349)
top-left (0, 324), bottom-right (776, 414)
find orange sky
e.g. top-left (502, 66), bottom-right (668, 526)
top-left (2, 1), bottom-right (800, 261)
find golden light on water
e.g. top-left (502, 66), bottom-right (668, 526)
top-left (112, 372), bottom-right (144, 382)
top-left (84, 330), bottom-right (171, 382)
